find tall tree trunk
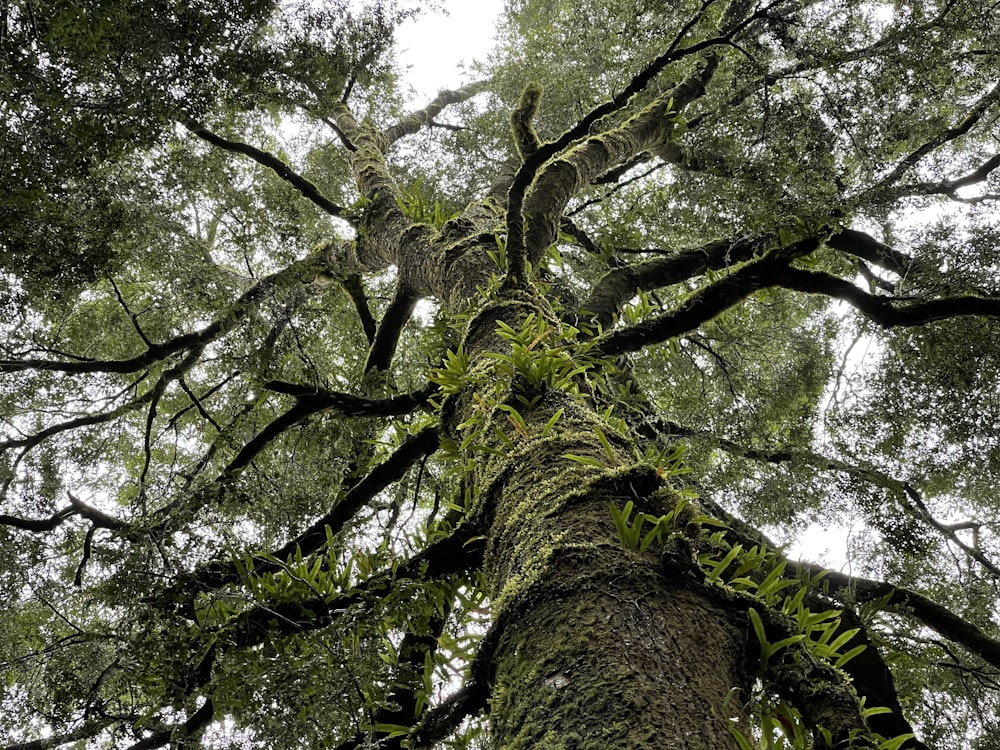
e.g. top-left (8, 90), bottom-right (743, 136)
top-left (452, 299), bottom-right (751, 748)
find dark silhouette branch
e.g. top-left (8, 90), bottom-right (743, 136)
top-left (898, 152), bottom-right (1000, 199)
top-left (0, 253), bottom-right (325, 374)
top-left (0, 491), bottom-right (125, 533)
top-left (772, 266), bottom-right (1000, 326)
top-left (124, 699), bottom-right (214, 750)
top-left (825, 229), bottom-right (915, 277)
top-left (334, 596), bottom-right (454, 750)
top-left (340, 274), bottom-right (379, 344)
top-left (227, 523), bottom-right (483, 647)
top-left (364, 282), bottom-right (420, 373)
top-left (797, 562), bottom-right (1000, 671)
top-left (221, 383), bottom-right (435, 477)
top-left (184, 121), bottom-right (351, 220)
top-left (597, 237), bottom-right (821, 355)
top-left (871, 82), bottom-right (1000, 192)
top-left (584, 233), bottom-right (777, 328)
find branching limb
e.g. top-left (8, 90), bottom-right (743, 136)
top-left (746, 603), bottom-right (875, 748)
top-left (2, 721), bottom-right (116, 750)
top-left (221, 383), bottom-right (435, 477)
top-left (108, 277), bottom-right (155, 348)
top-left (331, 102), bottom-right (430, 280)
top-left (869, 83), bottom-right (1000, 193)
top-left (584, 233), bottom-right (777, 328)
top-left (408, 680), bottom-right (488, 750)
top-left (510, 82), bottom-right (543, 160)
top-left (502, 1), bottom-right (778, 283)
top-left (164, 425), bottom-right (443, 602)
top-left (184, 121), bottom-right (351, 220)
top-left (334, 592), bottom-right (455, 750)
top-left (897, 152), bottom-right (1000, 200)
top-left (0, 491), bottom-right (126, 532)
top-left (597, 237), bottom-right (820, 355)
top-left (659, 418), bottom-right (1000, 578)
top-left (0, 252), bottom-right (326, 374)
top-left (507, 55), bottom-right (721, 285)
top-left (226, 523), bottom-right (483, 647)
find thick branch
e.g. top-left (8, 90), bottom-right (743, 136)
top-left (825, 229), bottom-right (914, 277)
top-left (583, 233), bottom-right (776, 328)
top-left (383, 81), bottom-right (486, 145)
top-left (797, 563), bottom-right (1000, 671)
top-left (331, 102), bottom-right (437, 287)
top-left (773, 266), bottom-right (1000, 326)
top-left (221, 382), bottom-right (434, 477)
top-left (669, 420), bottom-right (1000, 578)
top-left (508, 56), bottom-right (720, 281)
top-left (339, 274), bottom-right (378, 344)
top-left (597, 237), bottom-right (820, 355)
top-left (364, 282), bottom-right (419, 373)
top-left (228, 524), bottom-right (482, 646)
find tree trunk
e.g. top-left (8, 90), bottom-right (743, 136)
top-left (453, 300), bottom-right (751, 748)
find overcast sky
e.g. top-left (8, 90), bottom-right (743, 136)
top-left (394, 2), bottom-right (505, 99)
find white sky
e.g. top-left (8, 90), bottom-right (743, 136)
top-left (394, 2), bottom-right (505, 99)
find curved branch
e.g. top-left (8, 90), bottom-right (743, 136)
top-left (772, 266), bottom-right (1000, 326)
top-left (223, 383), bottom-right (435, 477)
top-left (334, 595), bottom-right (454, 750)
top-left (502, 1), bottom-right (778, 282)
top-left (666, 419), bottom-right (1000, 578)
top-left (898, 152), bottom-right (1000, 199)
top-left (871, 82), bottom-right (1000, 192)
top-left (507, 55), bottom-right (721, 282)
top-left (184, 121), bottom-right (351, 220)
top-left (408, 680), bottom-right (488, 750)
top-left (383, 81), bottom-right (486, 145)
top-left (227, 522), bottom-right (483, 647)
top-left (583, 233), bottom-right (776, 328)
top-left (597, 237), bottom-right (821, 355)
top-left (825, 229), bottom-right (915, 277)
top-left (796, 562), bottom-right (1000, 671)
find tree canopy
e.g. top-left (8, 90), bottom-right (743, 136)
top-left (2, 0), bottom-right (1000, 748)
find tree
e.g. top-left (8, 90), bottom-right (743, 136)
top-left (2, 0), bottom-right (1000, 746)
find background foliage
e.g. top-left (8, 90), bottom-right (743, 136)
top-left (2, 0), bottom-right (1000, 747)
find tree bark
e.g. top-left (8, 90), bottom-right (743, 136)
top-left (450, 299), bottom-right (750, 748)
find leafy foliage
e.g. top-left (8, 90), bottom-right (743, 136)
top-left (2, 0), bottom-right (1000, 748)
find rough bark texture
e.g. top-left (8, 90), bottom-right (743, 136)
top-left (481, 435), bottom-right (749, 749)
top-left (447, 298), bottom-right (750, 748)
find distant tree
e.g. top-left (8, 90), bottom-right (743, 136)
top-left (3, 0), bottom-right (1000, 747)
